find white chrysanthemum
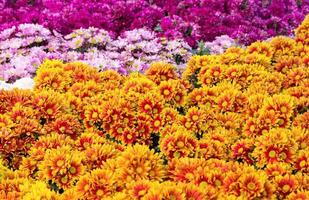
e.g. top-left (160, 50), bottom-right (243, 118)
top-left (12, 77), bottom-right (35, 90)
top-left (0, 81), bottom-right (12, 90)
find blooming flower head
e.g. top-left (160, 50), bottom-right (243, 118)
top-left (76, 168), bottom-right (116, 199)
top-left (160, 128), bottom-right (197, 159)
top-left (38, 145), bottom-right (84, 189)
top-left (145, 62), bottom-right (178, 84)
top-left (115, 144), bottom-right (166, 185)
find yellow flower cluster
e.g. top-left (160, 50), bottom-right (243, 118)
top-left (0, 16), bottom-right (308, 199)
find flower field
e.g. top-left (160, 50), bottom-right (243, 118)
top-left (0, 1), bottom-right (309, 200)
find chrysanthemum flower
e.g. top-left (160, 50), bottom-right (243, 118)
top-left (274, 174), bottom-right (299, 198)
top-left (295, 15), bottom-right (309, 45)
top-left (68, 80), bottom-right (104, 99)
top-left (115, 144), bottom-right (166, 184)
top-left (83, 143), bottom-right (120, 170)
top-left (239, 171), bottom-right (267, 198)
top-left (180, 107), bottom-right (208, 133)
top-left (47, 114), bottom-right (82, 139)
top-left (286, 190), bottom-right (309, 200)
top-left (145, 62), bottom-right (178, 84)
top-left (168, 157), bottom-right (207, 183)
top-left (294, 150), bottom-right (308, 173)
top-left (64, 61), bottom-right (101, 83)
top-left (0, 114), bottom-right (13, 128)
top-left (19, 147), bottom-right (45, 177)
top-left (98, 69), bottom-right (123, 90)
top-left (246, 41), bottom-right (273, 57)
top-left (274, 56), bottom-right (302, 73)
top-left (0, 89), bottom-right (33, 114)
top-left (180, 182), bottom-right (206, 200)
top-left (286, 67), bottom-right (308, 87)
top-left (160, 129), bottom-right (197, 159)
top-left (231, 139), bottom-right (254, 164)
top-left (76, 168), bottom-right (116, 199)
top-left (123, 75), bottom-right (156, 95)
top-left (138, 92), bottom-right (164, 116)
top-left (32, 90), bottom-right (65, 121)
top-left (198, 64), bottom-right (226, 86)
top-left (38, 145), bottom-right (84, 189)
top-left (34, 66), bottom-right (71, 92)
top-left (293, 111), bottom-right (309, 129)
top-left (144, 181), bottom-right (185, 200)
top-left (252, 128), bottom-right (298, 167)
top-left (216, 112), bottom-right (242, 130)
top-left (158, 80), bottom-right (175, 101)
top-left (127, 180), bottom-right (152, 199)
top-left (20, 180), bottom-right (59, 200)
top-left (161, 108), bottom-right (178, 126)
top-left (270, 36), bottom-right (297, 60)
top-left (264, 163), bottom-right (291, 179)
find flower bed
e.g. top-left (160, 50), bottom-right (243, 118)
top-left (0, 16), bottom-right (308, 199)
top-left (0, 24), bottom-right (239, 84)
top-left (0, 0), bottom-right (308, 46)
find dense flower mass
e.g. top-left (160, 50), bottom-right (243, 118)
top-left (0, 25), bottom-right (193, 82)
top-left (0, 16), bottom-right (308, 199)
top-left (0, 0), bottom-right (308, 46)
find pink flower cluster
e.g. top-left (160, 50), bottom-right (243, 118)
top-left (0, 24), bottom-right (194, 82)
top-left (0, 0), bottom-right (307, 46)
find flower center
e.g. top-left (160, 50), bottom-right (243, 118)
top-left (280, 106), bottom-right (287, 113)
top-left (52, 82), bottom-right (58, 88)
top-left (59, 126), bottom-right (66, 133)
top-left (213, 71), bottom-right (220, 76)
top-left (215, 179), bottom-right (222, 186)
top-left (46, 108), bottom-right (53, 115)
top-left (195, 95), bottom-right (201, 101)
top-left (299, 160), bottom-right (306, 168)
top-left (185, 173), bottom-right (194, 180)
top-left (278, 119), bottom-right (284, 125)
top-left (185, 121), bottom-right (191, 128)
top-left (96, 189), bottom-right (104, 196)
top-left (282, 184), bottom-right (290, 193)
top-left (83, 184), bottom-right (89, 191)
top-left (154, 120), bottom-right (160, 127)
top-left (127, 134), bottom-right (132, 140)
top-left (199, 181), bottom-right (208, 188)
top-left (56, 159), bottom-right (65, 167)
top-left (269, 150), bottom-right (277, 158)
top-left (144, 104), bottom-right (151, 110)
top-left (136, 167), bottom-right (143, 174)
top-left (117, 128), bottom-right (123, 134)
top-left (249, 125), bottom-right (255, 132)
top-left (92, 112), bottom-right (98, 119)
top-left (163, 89), bottom-right (170, 96)
top-left (247, 182), bottom-right (256, 190)
top-left (177, 141), bottom-right (185, 148)
top-left (222, 101), bottom-right (228, 107)
top-left (173, 151), bottom-right (181, 158)
top-left (69, 167), bottom-right (77, 174)
top-left (61, 176), bottom-right (68, 184)
top-left (192, 115), bottom-right (199, 121)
